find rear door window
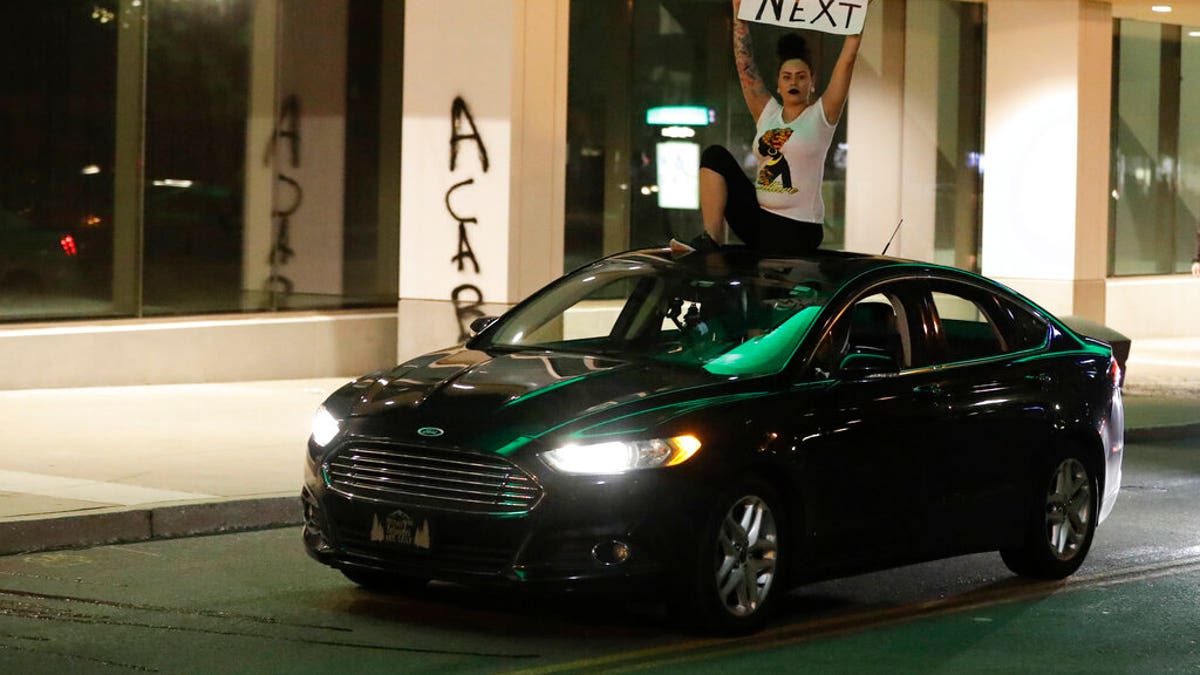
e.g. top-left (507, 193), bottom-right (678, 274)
top-left (928, 282), bottom-right (1049, 364)
top-left (931, 291), bottom-right (1003, 362)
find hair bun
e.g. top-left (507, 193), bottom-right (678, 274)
top-left (776, 33), bottom-right (812, 66)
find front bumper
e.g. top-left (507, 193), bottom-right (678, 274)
top-left (301, 449), bottom-right (708, 589)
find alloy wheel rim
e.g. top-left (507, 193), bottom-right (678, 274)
top-left (1044, 458), bottom-right (1092, 561)
top-left (714, 495), bottom-right (778, 617)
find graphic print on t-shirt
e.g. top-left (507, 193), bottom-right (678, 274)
top-left (756, 128), bottom-right (798, 192)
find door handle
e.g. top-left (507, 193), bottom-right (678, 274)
top-left (911, 384), bottom-right (943, 401)
top-left (1026, 372), bottom-right (1054, 387)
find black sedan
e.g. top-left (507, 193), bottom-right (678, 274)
top-left (302, 246), bottom-right (1125, 634)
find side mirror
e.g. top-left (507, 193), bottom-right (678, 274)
top-left (837, 351), bottom-right (899, 379)
top-left (469, 316), bottom-right (499, 336)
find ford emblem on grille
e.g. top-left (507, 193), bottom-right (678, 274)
top-left (417, 426), bottom-right (444, 437)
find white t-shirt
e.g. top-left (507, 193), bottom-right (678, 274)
top-left (753, 97), bottom-right (837, 223)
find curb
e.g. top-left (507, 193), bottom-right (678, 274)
top-left (0, 495), bottom-right (302, 557)
top-left (1125, 422), bottom-right (1200, 444)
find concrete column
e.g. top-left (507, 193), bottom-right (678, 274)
top-left (981, 0), bottom-right (1112, 321)
top-left (113, 0), bottom-right (146, 315)
top-left (602, 1), bottom-right (633, 257)
top-left (276, 0), bottom-right (348, 296)
top-left (241, 0), bottom-right (278, 298)
top-left (946, 2), bottom-right (983, 272)
top-left (899, 0), bottom-right (938, 262)
top-left (242, 0), bottom-right (348, 301)
top-left (844, 0), bottom-right (906, 255)
top-left (375, 0), bottom-right (404, 296)
top-left (397, 0), bottom-right (568, 359)
top-left (508, 0), bottom-right (570, 302)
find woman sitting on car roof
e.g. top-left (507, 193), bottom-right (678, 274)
top-left (690, 0), bottom-right (865, 256)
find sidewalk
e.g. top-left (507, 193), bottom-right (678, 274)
top-left (1120, 336), bottom-right (1200, 440)
top-left (0, 339), bottom-right (1197, 556)
top-left (0, 377), bottom-right (349, 555)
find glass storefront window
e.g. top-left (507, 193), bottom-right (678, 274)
top-left (1111, 18), bottom-right (1200, 276)
top-left (0, 0), bottom-right (400, 323)
top-left (143, 0), bottom-right (251, 314)
top-left (1, 2), bottom-right (119, 321)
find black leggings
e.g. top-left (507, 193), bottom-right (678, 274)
top-left (701, 145), bottom-right (823, 254)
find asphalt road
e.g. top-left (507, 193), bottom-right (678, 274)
top-left (1, 437), bottom-right (1198, 673)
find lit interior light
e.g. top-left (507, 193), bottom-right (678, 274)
top-left (81, 165), bottom-right (101, 175)
top-left (83, 214), bottom-right (102, 226)
top-left (661, 126), bottom-right (696, 139)
top-left (967, 151), bottom-right (985, 175)
top-left (152, 179), bottom-right (194, 188)
top-left (1151, 5), bottom-right (1172, 13)
top-left (1111, 190), bottom-right (1120, 200)
top-left (1190, 31), bottom-right (1200, 37)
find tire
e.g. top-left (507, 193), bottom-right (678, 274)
top-left (340, 567), bottom-right (428, 594)
top-left (679, 477), bottom-right (785, 635)
top-left (1001, 451), bottom-right (1098, 580)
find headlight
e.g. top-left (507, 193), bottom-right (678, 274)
top-left (541, 435), bottom-right (701, 475)
top-left (311, 405), bottom-right (341, 448)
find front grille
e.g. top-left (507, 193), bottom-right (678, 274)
top-left (325, 444), bottom-right (542, 514)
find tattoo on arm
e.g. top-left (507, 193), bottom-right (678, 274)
top-left (733, 19), bottom-right (769, 102)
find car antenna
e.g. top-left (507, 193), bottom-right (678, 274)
top-left (881, 218), bottom-right (903, 255)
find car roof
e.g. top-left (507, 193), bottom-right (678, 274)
top-left (605, 245), bottom-right (923, 292)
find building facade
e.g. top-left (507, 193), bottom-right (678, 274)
top-left (1, 0), bottom-right (1197, 389)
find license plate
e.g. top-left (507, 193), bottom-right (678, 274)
top-left (368, 508), bottom-right (433, 550)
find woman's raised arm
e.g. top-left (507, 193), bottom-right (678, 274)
top-left (733, 0), bottom-right (771, 121)
top-left (821, 31), bottom-right (862, 124)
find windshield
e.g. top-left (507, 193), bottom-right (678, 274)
top-left (476, 254), bottom-right (834, 376)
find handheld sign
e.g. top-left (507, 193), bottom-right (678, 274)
top-left (738, 0), bottom-right (868, 35)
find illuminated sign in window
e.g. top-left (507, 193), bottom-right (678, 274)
top-left (655, 142), bottom-right (700, 210)
top-left (646, 106), bottom-right (713, 126)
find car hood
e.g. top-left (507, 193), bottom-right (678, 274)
top-left (335, 347), bottom-right (729, 452)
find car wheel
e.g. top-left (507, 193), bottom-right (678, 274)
top-left (1001, 452), bottom-right (1098, 580)
top-left (340, 568), bottom-right (428, 594)
top-left (681, 477), bottom-right (784, 634)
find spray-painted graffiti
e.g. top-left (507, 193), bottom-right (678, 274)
top-left (451, 284), bottom-right (486, 342)
top-left (446, 96), bottom-right (489, 340)
top-left (445, 178), bottom-right (480, 274)
top-left (265, 94), bottom-right (302, 299)
top-left (450, 96), bottom-right (490, 172)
